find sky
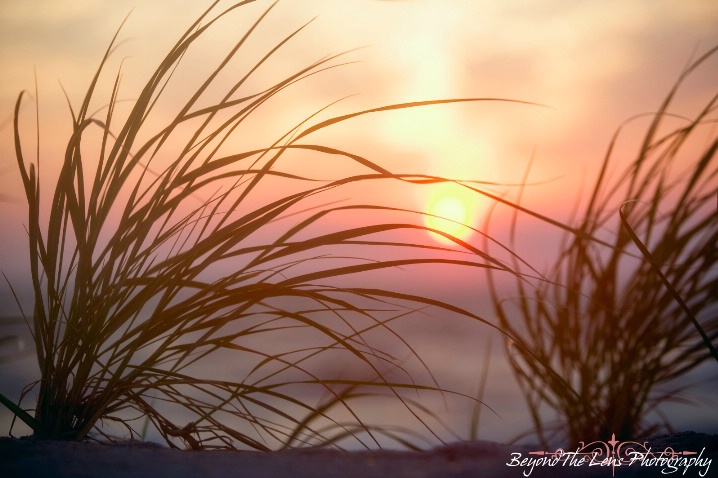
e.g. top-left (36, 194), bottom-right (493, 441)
top-left (1, 0), bottom-right (717, 446)
top-left (2, 0), bottom-right (717, 255)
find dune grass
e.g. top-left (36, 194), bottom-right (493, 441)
top-left (0, 0), bottom-right (544, 450)
top-left (487, 45), bottom-right (718, 447)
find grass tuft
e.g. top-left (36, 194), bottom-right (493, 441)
top-left (2, 0), bottom-right (535, 450)
top-left (487, 45), bottom-right (718, 447)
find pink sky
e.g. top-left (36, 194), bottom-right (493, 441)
top-left (1, 0), bottom-right (716, 297)
top-left (1, 0), bottom-right (717, 445)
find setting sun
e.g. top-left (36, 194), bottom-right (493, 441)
top-left (424, 183), bottom-right (479, 243)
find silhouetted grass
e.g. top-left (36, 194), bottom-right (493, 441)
top-left (1, 0), bottom-right (537, 450)
top-left (487, 45), bottom-right (718, 447)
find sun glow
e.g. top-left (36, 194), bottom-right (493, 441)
top-left (423, 183), bottom-right (479, 244)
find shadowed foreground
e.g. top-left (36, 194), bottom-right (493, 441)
top-left (2, 433), bottom-right (716, 478)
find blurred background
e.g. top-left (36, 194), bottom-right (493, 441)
top-left (1, 0), bottom-right (717, 447)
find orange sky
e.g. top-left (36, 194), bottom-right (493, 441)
top-left (1, 0), bottom-right (717, 247)
top-left (1, 0), bottom-right (717, 443)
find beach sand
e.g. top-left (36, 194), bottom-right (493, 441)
top-left (2, 432), bottom-right (716, 478)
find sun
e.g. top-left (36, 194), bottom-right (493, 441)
top-left (423, 183), bottom-right (478, 243)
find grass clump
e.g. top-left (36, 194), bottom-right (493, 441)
top-left (1, 0), bottom-right (532, 450)
top-left (488, 46), bottom-right (718, 447)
